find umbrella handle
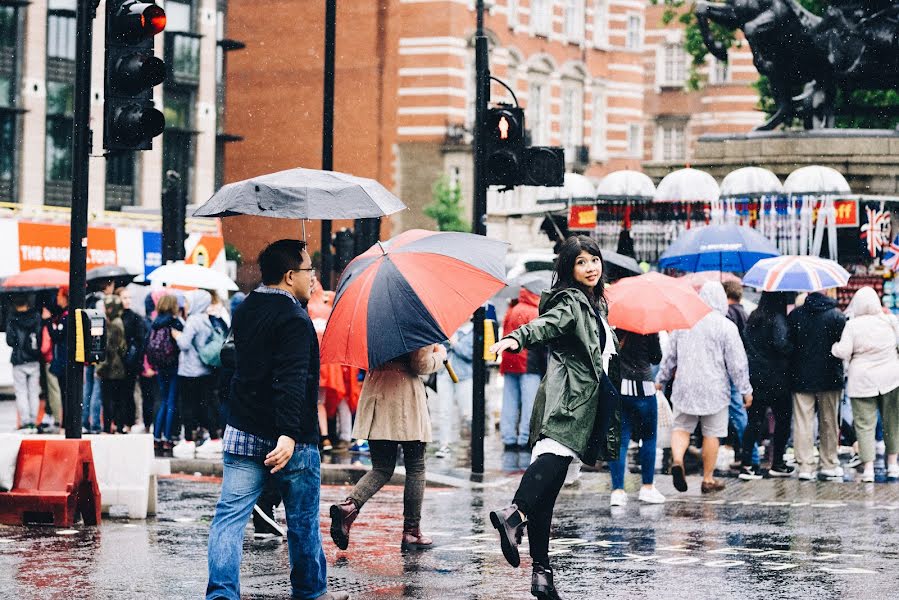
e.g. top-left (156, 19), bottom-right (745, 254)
top-left (444, 360), bottom-right (459, 384)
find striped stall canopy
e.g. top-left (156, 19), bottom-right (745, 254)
top-left (742, 255), bottom-right (850, 292)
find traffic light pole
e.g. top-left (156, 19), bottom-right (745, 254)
top-left (64, 0), bottom-right (98, 439)
top-left (319, 0), bottom-right (336, 290)
top-left (471, 0), bottom-right (489, 476)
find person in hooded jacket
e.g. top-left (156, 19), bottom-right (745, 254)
top-left (115, 287), bottom-right (147, 432)
top-left (6, 294), bottom-right (43, 431)
top-left (487, 236), bottom-right (621, 600)
top-left (656, 281), bottom-right (752, 495)
top-left (97, 295), bottom-right (130, 433)
top-left (500, 287), bottom-right (544, 452)
top-left (831, 286), bottom-right (899, 482)
top-left (788, 289), bottom-right (846, 480)
top-left (173, 290), bottom-right (215, 458)
top-left (739, 292), bottom-right (795, 480)
top-left (149, 294), bottom-right (184, 453)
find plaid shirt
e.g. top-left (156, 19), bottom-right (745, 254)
top-left (222, 285), bottom-right (297, 457)
top-left (222, 425), bottom-right (277, 458)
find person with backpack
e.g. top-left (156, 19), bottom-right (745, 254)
top-left (173, 290), bottom-right (216, 459)
top-left (6, 294), bottom-right (43, 432)
top-left (148, 294), bottom-right (184, 454)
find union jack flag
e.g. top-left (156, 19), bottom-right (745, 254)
top-left (860, 206), bottom-right (892, 257)
top-left (884, 234), bottom-right (899, 272)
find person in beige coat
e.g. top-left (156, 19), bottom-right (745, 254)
top-left (329, 343), bottom-right (447, 551)
top-left (831, 286), bottom-right (899, 482)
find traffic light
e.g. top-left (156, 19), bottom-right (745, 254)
top-left (104, 1), bottom-right (167, 151)
top-left (482, 105), bottom-right (565, 188)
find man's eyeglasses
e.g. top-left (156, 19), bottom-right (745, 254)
top-left (293, 267), bottom-right (317, 280)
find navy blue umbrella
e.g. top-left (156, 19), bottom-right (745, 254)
top-left (659, 224), bottom-right (780, 273)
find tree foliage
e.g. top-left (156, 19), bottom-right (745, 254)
top-left (425, 176), bottom-right (470, 232)
top-left (650, 0), bottom-right (899, 128)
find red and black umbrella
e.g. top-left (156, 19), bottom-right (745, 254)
top-left (321, 229), bottom-right (508, 370)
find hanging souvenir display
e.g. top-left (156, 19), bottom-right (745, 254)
top-left (860, 206), bottom-right (892, 258)
top-left (883, 234), bottom-right (899, 272)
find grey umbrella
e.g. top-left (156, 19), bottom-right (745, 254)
top-left (86, 265), bottom-right (138, 288)
top-left (601, 248), bottom-right (642, 278)
top-left (192, 167), bottom-right (407, 220)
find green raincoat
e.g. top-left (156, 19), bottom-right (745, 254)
top-left (505, 287), bottom-right (622, 464)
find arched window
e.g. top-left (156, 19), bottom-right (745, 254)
top-left (526, 56), bottom-right (554, 145)
top-left (560, 64), bottom-right (586, 164)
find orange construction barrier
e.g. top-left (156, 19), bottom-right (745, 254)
top-left (0, 439), bottom-right (101, 526)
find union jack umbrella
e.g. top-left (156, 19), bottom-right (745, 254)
top-left (742, 255), bottom-right (850, 292)
top-left (884, 234), bottom-right (899, 272)
top-left (860, 206), bottom-right (892, 258)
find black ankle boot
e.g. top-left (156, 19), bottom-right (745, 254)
top-left (531, 563), bottom-right (562, 599)
top-left (488, 504), bottom-right (527, 568)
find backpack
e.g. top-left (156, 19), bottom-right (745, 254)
top-left (197, 324), bottom-right (226, 368)
top-left (146, 326), bottom-right (179, 369)
top-left (11, 314), bottom-right (42, 364)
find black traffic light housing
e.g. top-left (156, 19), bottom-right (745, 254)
top-left (483, 104), bottom-right (564, 188)
top-left (104, 1), bottom-right (167, 151)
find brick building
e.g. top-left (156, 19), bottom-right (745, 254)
top-left (223, 0), bottom-right (764, 280)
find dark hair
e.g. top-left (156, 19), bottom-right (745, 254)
top-left (551, 235), bottom-right (606, 309)
top-left (722, 280), bottom-right (743, 302)
top-left (258, 239), bottom-right (307, 285)
top-left (746, 291), bottom-right (794, 328)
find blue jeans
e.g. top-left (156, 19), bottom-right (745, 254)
top-left (206, 445), bottom-right (327, 600)
top-left (609, 394), bottom-right (658, 490)
top-left (500, 373), bottom-right (541, 446)
top-left (154, 366), bottom-right (179, 440)
top-left (729, 383), bottom-right (759, 464)
top-left (81, 366), bottom-right (102, 432)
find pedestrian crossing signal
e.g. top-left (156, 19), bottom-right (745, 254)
top-left (482, 106), bottom-right (564, 188)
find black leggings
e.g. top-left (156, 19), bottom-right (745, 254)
top-left (179, 375), bottom-right (213, 442)
top-left (100, 379), bottom-right (131, 433)
top-left (741, 386), bottom-right (792, 467)
top-left (513, 452), bottom-right (573, 567)
top-left (349, 440), bottom-right (427, 527)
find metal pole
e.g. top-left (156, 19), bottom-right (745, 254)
top-left (320, 0), bottom-right (336, 289)
top-left (64, 0), bottom-right (97, 439)
top-left (471, 0), bottom-right (489, 475)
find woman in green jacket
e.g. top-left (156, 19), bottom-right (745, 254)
top-left (489, 235), bottom-right (621, 600)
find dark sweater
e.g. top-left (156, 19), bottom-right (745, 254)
top-left (615, 330), bottom-right (662, 383)
top-left (227, 290), bottom-right (320, 444)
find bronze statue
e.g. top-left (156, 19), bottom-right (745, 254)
top-left (696, 0), bottom-right (899, 130)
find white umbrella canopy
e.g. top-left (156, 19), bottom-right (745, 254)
top-left (536, 172), bottom-right (596, 202)
top-left (654, 168), bottom-right (720, 203)
top-left (147, 262), bottom-right (239, 291)
top-left (596, 170), bottom-right (656, 200)
top-left (720, 167), bottom-right (784, 197)
top-left (783, 166), bottom-right (851, 195)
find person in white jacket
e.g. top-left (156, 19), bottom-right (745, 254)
top-left (831, 286), bottom-right (899, 482)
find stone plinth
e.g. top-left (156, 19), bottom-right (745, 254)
top-left (644, 130), bottom-right (899, 195)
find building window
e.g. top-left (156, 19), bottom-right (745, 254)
top-left (657, 122), bottom-right (686, 162)
top-left (625, 14), bottom-right (642, 50)
top-left (0, 5), bottom-right (20, 201)
top-left (508, 0), bottom-right (518, 28)
top-left (560, 84), bottom-right (583, 163)
top-left (564, 0), bottom-right (585, 42)
top-left (590, 86), bottom-right (606, 160)
top-left (527, 80), bottom-right (548, 145)
top-left (164, 0), bottom-right (194, 33)
top-left (660, 44), bottom-right (686, 87)
top-left (627, 123), bottom-right (642, 158)
top-left (105, 151), bottom-right (136, 210)
top-left (163, 86), bottom-right (196, 201)
top-left (532, 0), bottom-right (551, 36)
top-left (592, 0), bottom-right (608, 47)
top-left (163, 1), bottom-right (197, 203)
top-left (710, 56), bottom-right (730, 84)
top-left (45, 3), bottom-right (76, 207)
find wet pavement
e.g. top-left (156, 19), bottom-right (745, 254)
top-left (2, 465), bottom-right (898, 600)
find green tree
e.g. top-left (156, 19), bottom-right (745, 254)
top-left (424, 176), bottom-right (470, 232)
top-left (651, 0), bottom-right (899, 128)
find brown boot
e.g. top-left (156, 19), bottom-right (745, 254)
top-left (329, 499), bottom-right (358, 550)
top-left (401, 521), bottom-right (433, 550)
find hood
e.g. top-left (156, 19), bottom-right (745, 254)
top-left (847, 286), bottom-right (882, 318)
top-left (802, 291), bottom-right (837, 313)
top-left (188, 290), bottom-right (211, 317)
top-left (539, 287), bottom-right (592, 314)
top-left (13, 309), bottom-right (40, 327)
top-left (699, 281), bottom-right (728, 315)
top-left (518, 288), bottom-right (540, 307)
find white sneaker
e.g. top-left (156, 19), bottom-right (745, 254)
top-left (172, 440), bottom-right (196, 459)
top-left (861, 470), bottom-right (875, 483)
top-left (609, 490), bottom-right (628, 507)
top-left (196, 438), bottom-right (223, 457)
top-left (798, 471), bottom-right (815, 481)
top-left (638, 486), bottom-right (666, 504)
top-left (818, 466), bottom-right (844, 480)
top-left (876, 441), bottom-right (886, 456)
top-left (887, 464), bottom-right (899, 480)
top-left (131, 423), bottom-right (146, 434)
top-left (434, 445), bottom-right (452, 459)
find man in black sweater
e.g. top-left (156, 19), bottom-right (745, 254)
top-left (206, 240), bottom-right (349, 600)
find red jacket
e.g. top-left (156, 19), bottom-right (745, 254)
top-left (500, 289), bottom-right (540, 374)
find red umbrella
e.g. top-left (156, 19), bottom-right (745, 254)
top-left (1, 268), bottom-right (69, 291)
top-left (606, 272), bottom-right (710, 335)
top-left (321, 229), bottom-right (508, 370)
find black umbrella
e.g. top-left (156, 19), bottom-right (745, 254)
top-left (86, 265), bottom-right (138, 289)
top-left (601, 248), bottom-right (642, 282)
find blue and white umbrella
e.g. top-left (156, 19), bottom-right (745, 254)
top-left (742, 255), bottom-right (850, 292)
top-left (658, 224), bottom-right (780, 273)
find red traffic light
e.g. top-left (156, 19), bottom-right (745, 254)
top-left (486, 108), bottom-right (523, 144)
top-left (110, 1), bottom-right (166, 44)
top-left (141, 4), bottom-right (166, 36)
